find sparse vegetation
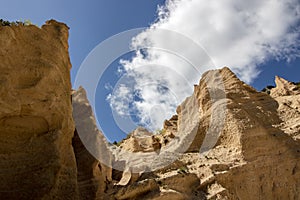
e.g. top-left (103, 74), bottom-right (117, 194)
top-left (113, 140), bottom-right (122, 147)
top-left (0, 19), bottom-right (34, 27)
top-left (24, 19), bottom-right (32, 26)
top-left (156, 129), bottom-right (166, 134)
top-left (261, 85), bottom-right (275, 95)
top-left (291, 81), bottom-right (300, 91)
top-left (153, 136), bottom-right (160, 142)
top-left (177, 166), bottom-right (189, 174)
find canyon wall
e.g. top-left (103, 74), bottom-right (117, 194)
top-left (0, 20), bottom-right (78, 200)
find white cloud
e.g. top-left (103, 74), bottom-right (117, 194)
top-left (108, 0), bottom-right (300, 131)
top-left (106, 84), bottom-right (132, 116)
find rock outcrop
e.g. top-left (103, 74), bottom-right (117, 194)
top-left (270, 76), bottom-right (300, 97)
top-left (119, 127), bottom-right (161, 153)
top-left (110, 67), bottom-right (300, 200)
top-left (191, 68), bottom-right (300, 199)
top-left (0, 20), bottom-right (78, 199)
top-left (72, 87), bottom-right (113, 200)
top-left (270, 76), bottom-right (300, 141)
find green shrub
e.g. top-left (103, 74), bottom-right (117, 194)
top-left (113, 140), bottom-right (122, 147)
top-left (156, 129), bottom-right (166, 134)
top-left (0, 19), bottom-right (11, 26)
top-left (24, 19), bottom-right (32, 26)
top-left (0, 19), bottom-right (35, 27)
top-left (177, 166), bottom-right (189, 174)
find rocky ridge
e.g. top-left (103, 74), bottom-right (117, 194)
top-left (111, 68), bottom-right (300, 200)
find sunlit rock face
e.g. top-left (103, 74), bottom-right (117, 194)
top-left (112, 67), bottom-right (300, 200)
top-left (270, 76), bottom-right (300, 97)
top-left (0, 20), bottom-right (78, 199)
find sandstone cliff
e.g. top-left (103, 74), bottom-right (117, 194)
top-left (0, 20), bottom-right (78, 199)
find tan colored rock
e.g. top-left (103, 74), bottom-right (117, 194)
top-left (114, 179), bottom-right (159, 200)
top-left (269, 76), bottom-right (300, 140)
top-left (72, 87), bottom-right (112, 200)
top-left (135, 67), bottom-right (299, 200)
top-left (151, 192), bottom-right (189, 200)
top-left (164, 67), bottom-right (300, 199)
top-left (270, 76), bottom-right (300, 97)
top-left (0, 20), bottom-right (78, 199)
top-left (163, 115), bottom-right (178, 132)
top-left (117, 170), bottom-right (135, 186)
top-left (119, 127), bottom-right (161, 153)
top-left (162, 173), bottom-right (200, 194)
top-left (273, 94), bottom-right (300, 141)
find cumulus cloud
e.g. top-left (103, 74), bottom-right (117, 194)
top-left (108, 0), bottom-right (300, 131)
top-left (107, 84), bottom-right (132, 116)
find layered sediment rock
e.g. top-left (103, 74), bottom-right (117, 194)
top-left (0, 20), bottom-right (78, 199)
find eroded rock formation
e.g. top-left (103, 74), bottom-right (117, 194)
top-left (119, 127), bottom-right (161, 153)
top-left (270, 77), bottom-right (300, 141)
top-left (72, 87), bottom-right (112, 200)
top-left (270, 76), bottom-right (300, 97)
top-left (110, 67), bottom-right (300, 199)
top-left (0, 20), bottom-right (78, 199)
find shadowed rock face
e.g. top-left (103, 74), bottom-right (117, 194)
top-left (0, 20), bottom-right (78, 200)
top-left (72, 87), bottom-right (112, 200)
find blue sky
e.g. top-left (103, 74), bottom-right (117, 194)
top-left (1, 0), bottom-right (299, 142)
